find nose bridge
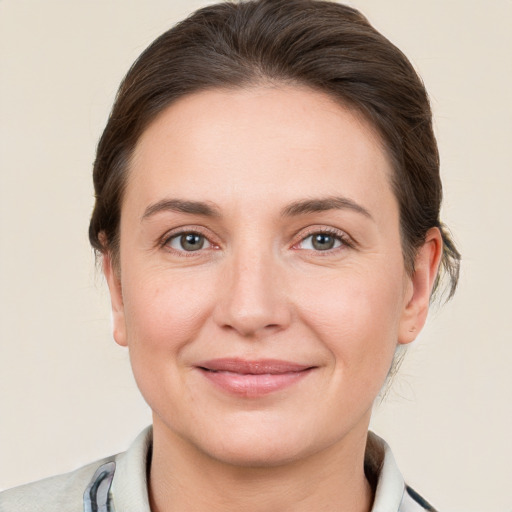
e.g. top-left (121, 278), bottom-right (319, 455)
top-left (215, 238), bottom-right (290, 337)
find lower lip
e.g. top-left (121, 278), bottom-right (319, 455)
top-left (198, 368), bottom-right (313, 397)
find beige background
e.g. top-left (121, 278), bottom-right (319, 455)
top-left (0, 1), bottom-right (511, 511)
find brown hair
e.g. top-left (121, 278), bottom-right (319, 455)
top-left (89, 0), bottom-right (460, 300)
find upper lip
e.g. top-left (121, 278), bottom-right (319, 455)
top-left (196, 358), bottom-right (314, 374)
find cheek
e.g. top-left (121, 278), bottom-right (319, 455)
top-left (121, 267), bottom-right (217, 356)
top-left (119, 267), bottom-right (220, 420)
top-left (294, 264), bottom-right (405, 377)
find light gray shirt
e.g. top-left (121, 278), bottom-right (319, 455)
top-left (0, 427), bottom-right (436, 511)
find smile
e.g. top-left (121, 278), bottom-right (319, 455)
top-left (196, 358), bottom-right (316, 397)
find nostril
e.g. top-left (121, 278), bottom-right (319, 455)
top-left (218, 319), bottom-right (286, 338)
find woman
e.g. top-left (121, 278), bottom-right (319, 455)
top-left (0, 1), bottom-right (460, 511)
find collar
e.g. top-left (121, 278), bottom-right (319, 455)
top-left (94, 427), bottom-right (408, 512)
top-left (365, 431), bottom-right (407, 511)
top-left (110, 426), bottom-right (153, 512)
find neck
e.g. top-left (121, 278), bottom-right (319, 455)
top-left (148, 417), bottom-right (374, 512)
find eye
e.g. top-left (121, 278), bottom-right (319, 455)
top-left (297, 231), bottom-right (345, 251)
top-left (166, 232), bottom-right (212, 252)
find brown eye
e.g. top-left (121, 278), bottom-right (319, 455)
top-left (168, 232), bottom-right (210, 252)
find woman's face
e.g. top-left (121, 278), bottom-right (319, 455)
top-left (105, 86), bottom-right (438, 466)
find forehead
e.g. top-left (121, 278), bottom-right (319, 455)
top-left (126, 85), bottom-right (396, 217)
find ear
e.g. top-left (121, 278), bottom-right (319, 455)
top-left (102, 252), bottom-right (128, 347)
top-left (398, 227), bottom-right (443, 345)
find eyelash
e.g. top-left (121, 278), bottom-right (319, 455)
top-left (160, 227), bottom-right (219, 257)
top-left (159, 226), bottom-right (353, 256)
top-left (292, 227), bottom-right (354, 253)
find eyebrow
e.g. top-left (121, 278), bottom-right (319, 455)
top-left (141, 199), bottom-right (221, 221)
top-left (141, 195), bottom-right (373, 222)
top-left (281, 196), bottom-right (373, 220)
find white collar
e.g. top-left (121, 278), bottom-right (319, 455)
top-left (109, 427), bottom-right (412, 512)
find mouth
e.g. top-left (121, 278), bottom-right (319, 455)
top-left (195, 358), bottom-right (316, 397)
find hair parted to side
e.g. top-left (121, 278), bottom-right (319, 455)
top-left (89, 0), bottom-right (460, 300)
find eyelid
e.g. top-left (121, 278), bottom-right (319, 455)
top-left (158, 225), bottom-right (220, 253)
top-left (157, 224), bottom-right (354, 254)
top-left (291, 226), bottom-right (355, 251)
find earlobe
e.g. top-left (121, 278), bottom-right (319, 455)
top-left (102, 252), bottom-right (128, 347)
top-left (398, 227), bottom-right (443, 345)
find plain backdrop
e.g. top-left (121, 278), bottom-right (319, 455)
top-left (0, 1), bottom-right (511, 511)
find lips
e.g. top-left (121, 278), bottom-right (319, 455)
top-left (196, 358), bottom-right (315, 397)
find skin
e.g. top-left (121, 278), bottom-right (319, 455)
top-left (103, 85), bottom-right (442, 512)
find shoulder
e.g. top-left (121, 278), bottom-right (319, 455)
top-left (0, 427), bottom-right (152, 512)
top-left (0, 455), bottom-right (115, 512)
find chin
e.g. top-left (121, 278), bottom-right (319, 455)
top-left (155, 408), bottom-right (320, 469)
top-left (199, 433), bottom-right (311, 469)
top-left (188, 411), bottom-right (346, 470)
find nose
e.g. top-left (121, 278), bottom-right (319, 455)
top-left (213, 248), bottom-right (292, 339)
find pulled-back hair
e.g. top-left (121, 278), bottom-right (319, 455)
top-left (89, 0), bottom-right (460, 300)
